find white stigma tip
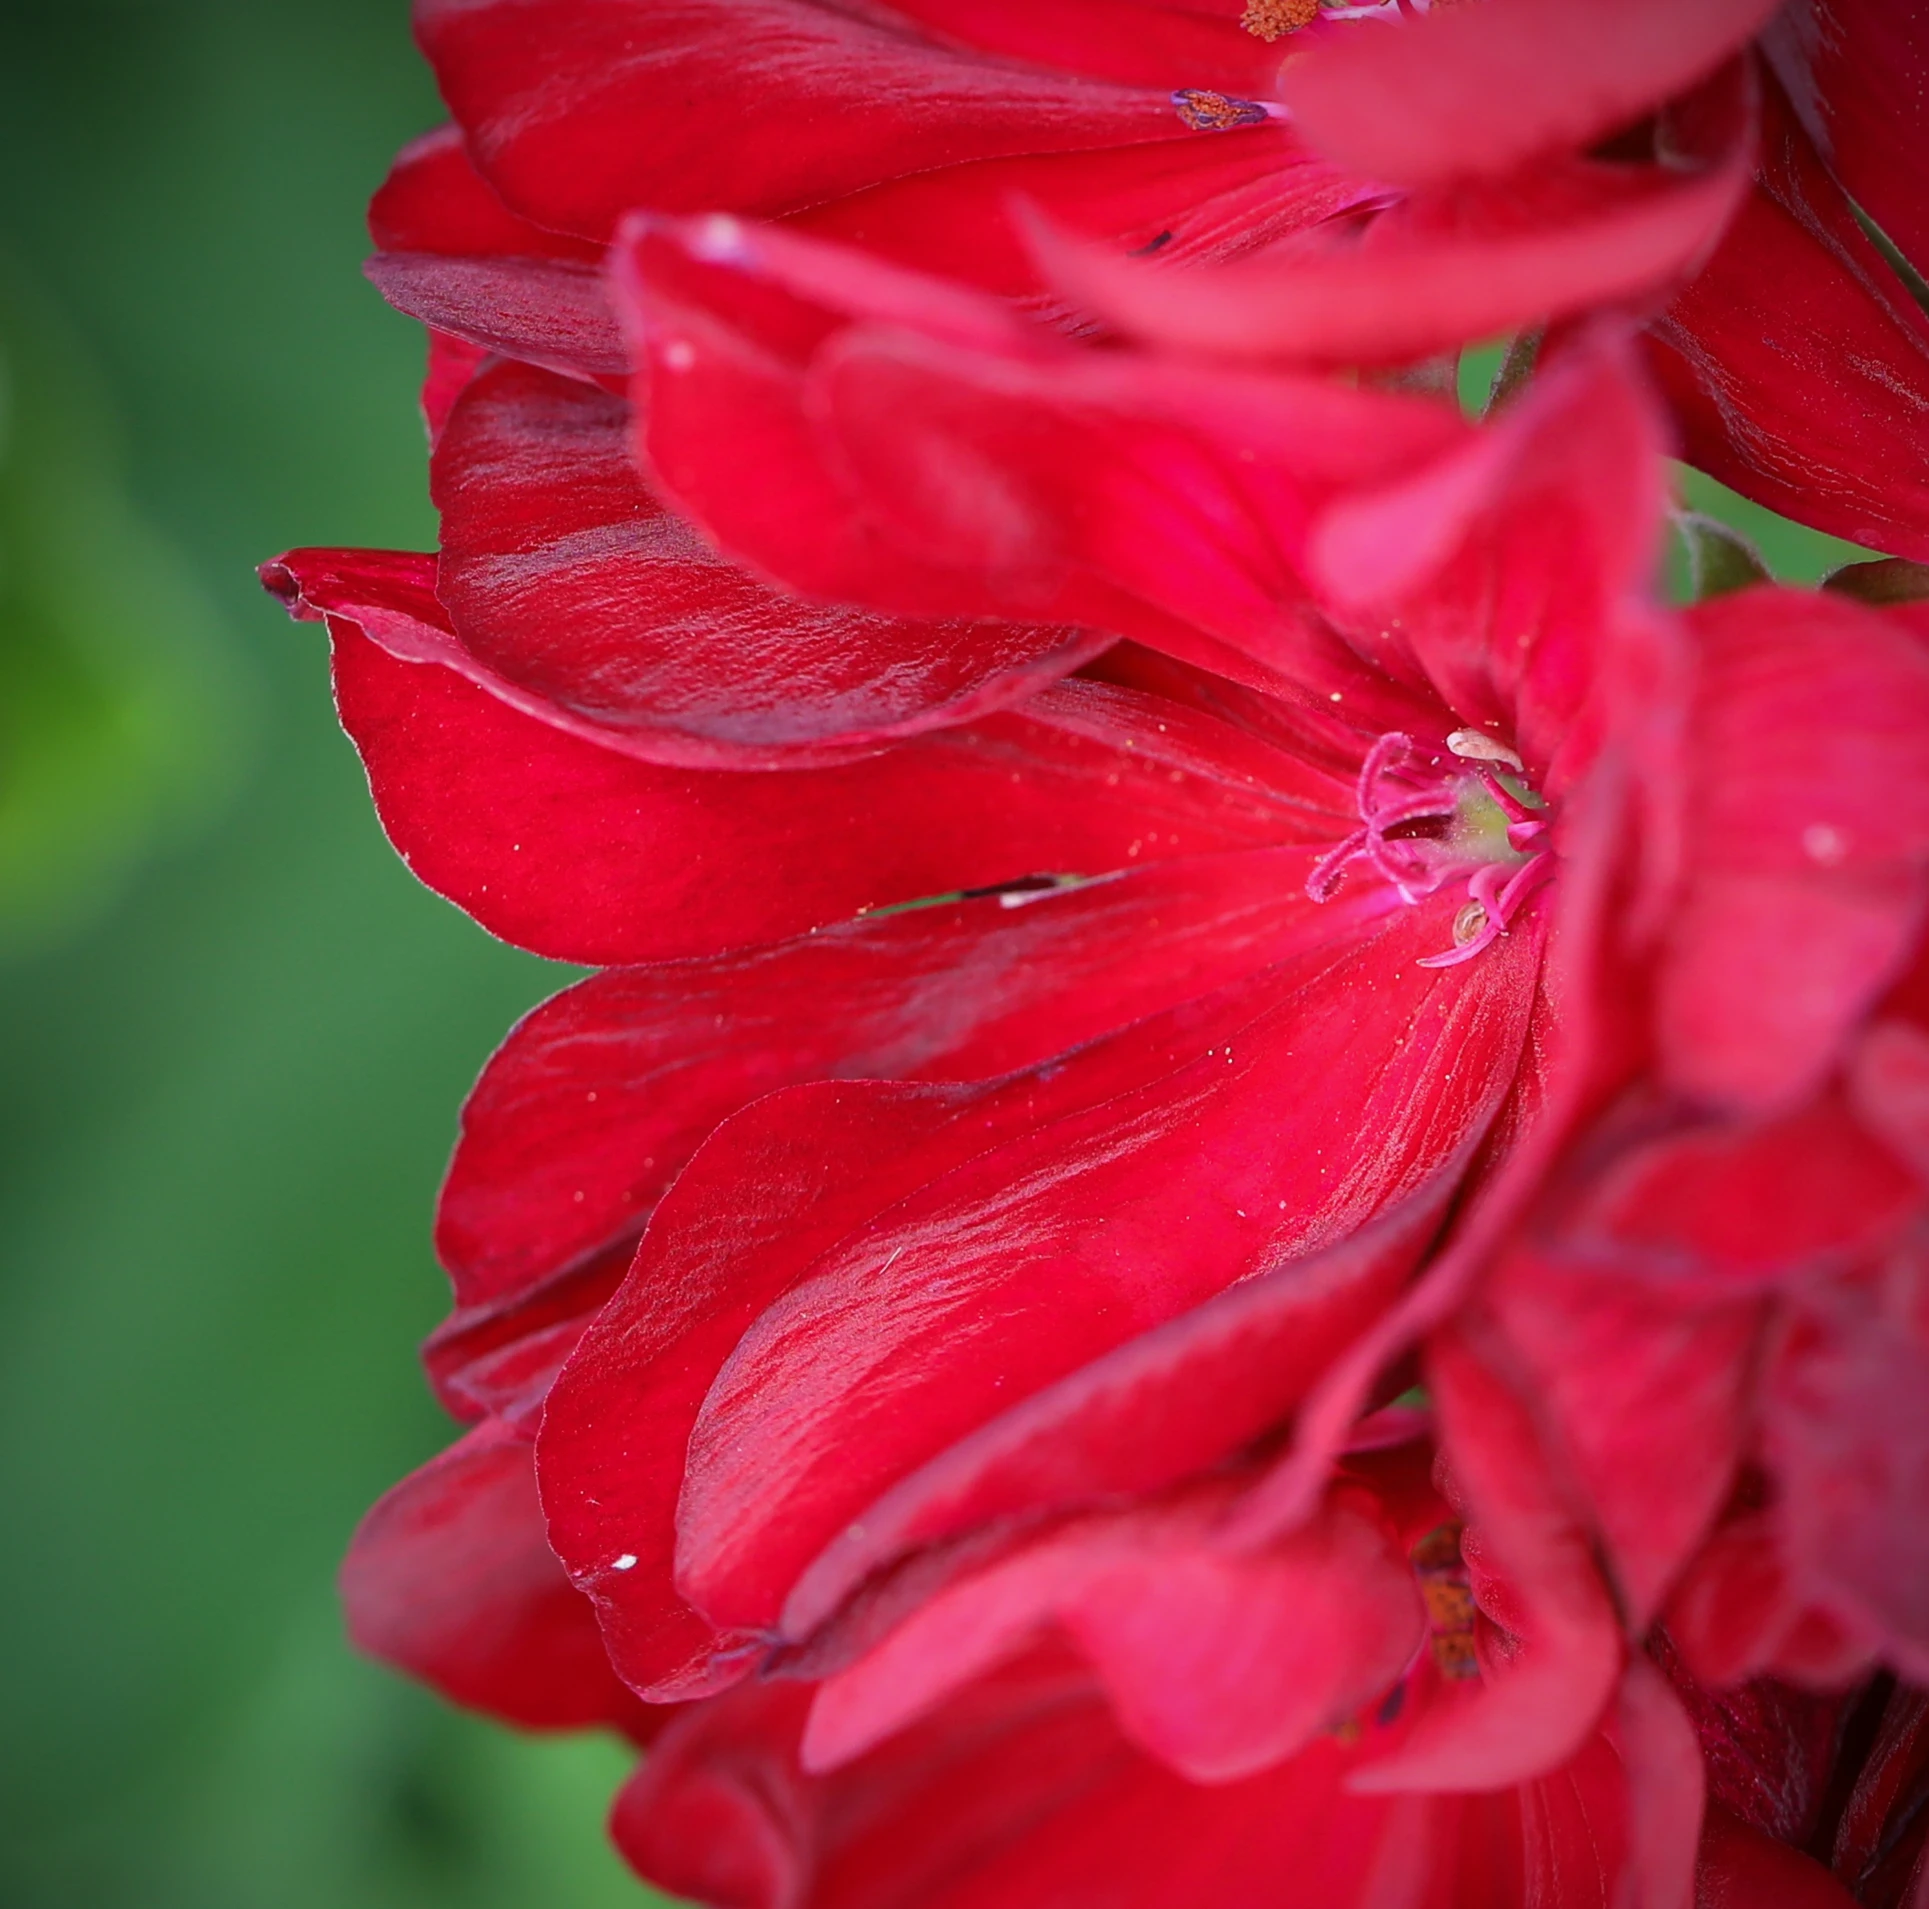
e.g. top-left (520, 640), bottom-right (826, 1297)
top-left (611, 1553), bottom-right (638, 1572)
top-left (1446, 730), bottom-right (1524, 772)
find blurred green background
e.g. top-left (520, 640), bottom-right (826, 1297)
top-left (0, 5), bottom-right (1859, 1906)
top-left (0, 2), bottom-right (652, 1902)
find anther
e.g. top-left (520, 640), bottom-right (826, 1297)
top-left (1241, 0), bottom-right (1321, 38)
top-left (1171, 88), bottom-right (1284, 132)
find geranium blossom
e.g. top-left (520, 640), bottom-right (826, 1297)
top-left (263, 0), bottom-right (1929, 1900)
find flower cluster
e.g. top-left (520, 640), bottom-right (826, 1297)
top-left (269, 2), bottom-right (1929, 1903)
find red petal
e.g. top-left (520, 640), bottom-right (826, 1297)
top-left (437, 843), bottom-right (1356, 1314)
top-left (1279, 0), bottom-right (1778, 187)
top-left (1851, 1016), bottom-right (1929, 1178)
top-left (368, 123), bottom-right (599, 261)
top-left (423, 1236), bottom-right (633, 1430)
top-left (1614, 1656), bottom-right (1706, 1909)
top-left (801, 1492), bottom-right (1422, 1782)
top-left (414, 0), bottom-right (1180, 238)
top-left (859, 0), bottom-right (1282, 94)
top-left (1697, 1805), bottom-right (1861, 1909)
top-left (1767, 0), bottom-right (1929, 276)
top-left (614, 1651), bottom-right (1646, 1908)
top-left (421, 330), bottom-right (490, 443)
top-left (1764, 1250), bottom-right (1929, 1680)
top-left (1647, 81), bottom-right (1929, 562)
top-left (795, 128), bottom-right (1351, 299)
top-left (1660, 590), bottom-right (1929, 1112)
top-left (781, 1186), bottom-right (1448, 1642)
top-left (672, 905), bottom-right (1538, 1635)
top-left (434, 360), bottom-right (1107, 761)
top-left (542, 1080), bottom-right (1075, 1698)
top-left (1039, 71), bottom-right (1753, 368)
top-left (269, 556), bottom-right (1302, 963)
top-left (1488, 1246), bottom-right (1758, 1625)
top-left (617, 213), bottom-right (1472, 699)
top-left (1665, 1513), bottom-right (1808, 1687)
top-left (1353, 1322), bottom-right (1623, 1791)
top-left (339, 1420), bottom-right (644, 1732)
top-left (1310, 327), bottom-right (1672, 794)
top-left (542, 899), bottom-right (1532, 1692)
top-left (366, 253), bottom-right (627, 385)
top-left (1573, 1095), bottom-right (1921, 1290)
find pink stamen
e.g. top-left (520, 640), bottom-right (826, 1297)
top-left (1416, 852), bottom-right (1553, 970)
top-left (1308, 727), bottom-right (1554, 968)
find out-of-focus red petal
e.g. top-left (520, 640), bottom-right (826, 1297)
top-left (1573, 1096), bottom-right (1921, 1290)
top-left (611, 1665), bottom-right (1138, 1909)
top-left (1489, 1246), bottom-right (1757, 1625)
top-left (1665, 1511), bottom-right (1880, 1691)
top-left (795, 128), bottom-right (1359, 299)
top-left (1660, 590), bottom-right (1929, 1112)
top-left (436, 843), bottom-right (1354, 1314)
top-left (801, 1492), bottom-right (1422, 1782)
top-left (421, 330), bottom-right (490, 444)
top-left (1614, 1655), bottom-right (1706, 1909)
top-left (1278, 0), bottom-right (1777, 188)
top-left (1038, 69), bottom-right (1753, 369)
top-left (1647, 83), bottom-right (1929, 562)
top-left (855, 0), bottom-right (1282, 94)
top-left (433, 360), bottom-right (1107, 761)
top-left (1764, 1248), bottom-right (1929, 1681)
top-left (616, 213), bottom-right (1473, 700)
top-left (413, 0), bottom-right (1181, 239)
top-left (614, 1650), bottom-right (1647, 1908)
top-left (340, 1419), bottom-right (645, 1732)
top-left (1353, 1322), bottom-right (1622, 1792)
top-left (1852, 1017), bottom-right (1929, 1178)
top-left (368, 123), bottom-right (599, 261)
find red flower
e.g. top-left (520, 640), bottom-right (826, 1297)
top-left (268, 8), bottom-right (1929, 1896)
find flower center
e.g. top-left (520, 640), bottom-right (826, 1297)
top-left (1304, 729), bottom-right (1553, 968)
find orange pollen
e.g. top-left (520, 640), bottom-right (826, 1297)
top-left (1241, 0), bottom-right (1321, 40)
top-left (1412, 1523), bottom-right (1481, 1682)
